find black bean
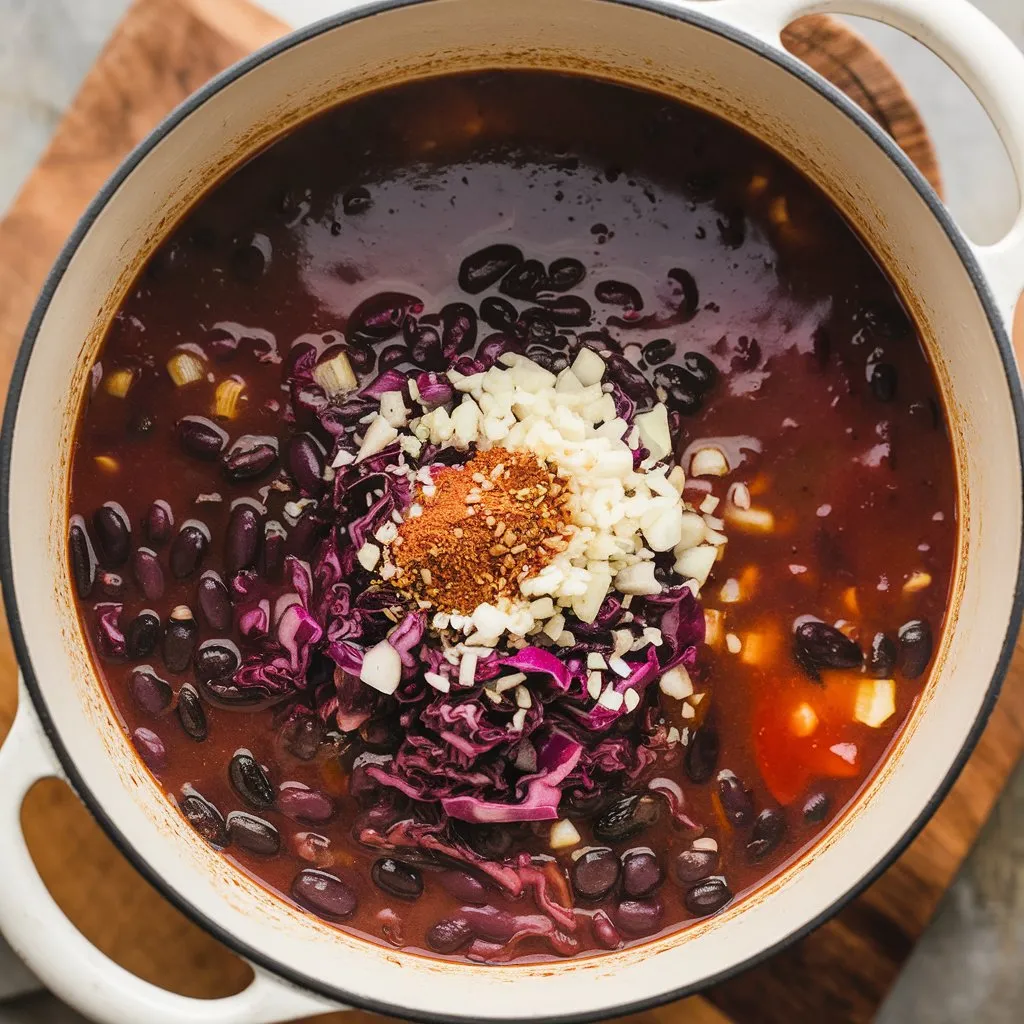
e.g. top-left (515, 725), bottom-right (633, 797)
top-left (479, 296), bottom-right (518, 332)
top-left (222, 434), bottom-right (279, 482)
top-left (499, 259), bottom-right (547, 301)
top-left (180, 788), bottom-right (228, 847)
top-left (593, 794), bottom-right (660, 842)
top-left (68, 516), bottom-right (97, 599)
top-left (194, 639), bottom-right (240, 682)
top-left (176, 415), bottom-right (228, 460)
top-left (516, 308), bottom-right (556, 346)
top-left (426, 917), bottom-right (473, 954)
top-left (440, 302), bottom-right (478, 358)
top-left (746, 808), bottom-right (787, 863)
top-left (372, 858), bottom-right (423, 900)
top-left (377, 343), bottom-right (408, 373)
top-left (176, 683), bottom-right (207, 742)
top-left (716, 770), bottom-right (755, 827)
top-left (261, 522), bottom-right (286, 582)
top-left (170, 520), bottom-right (210, 579)
top-left (538, 294), bottom-right (592, 327)
top-left (595, 279), bottom-right (643, 312)
top-left (546, 257), bottom-right (586, 292)
top-left (802, 791), bottom-right (830, 824)
top-left (196, 571), bottom-right (232, 631)
top-left (459, 244), bottom-right (523, 294)
top-left (406, 320), bottom-right (443, 369)
top-left (129, 667), bottom-right (173, 715)
top-left (686, 725), bottom-right (720, 783)
top-left (614, 897), bottom-right (664, 936)
top-left (278, 783), bottom-right (335, 823)
top-left (292, 869), bottom-right (357, 921)
top-left (673, 847), bottom-right (719, 884)
top-left (571, 848), bottom-right (620, 901)
top-left (162, 606), bottom-right (198, 672)
top-left (685, 877), bottom-right (732, 916)
top-left (681, 351), bottom-right (718, 391)
top-left (226, 811), bottom-right (281, 856)
top-left (132, 547), bottom-right (165, 601)
top-left (870, 362), bottom-right (898, 402)
top-left (132, 727), bottom-right (166, 771)
top-left (285, 434), bottom-right (325, 496)
top-left (439, 870), bottom-right (488, 905)
top-left (126, 610), bottom-right (161, 659)
top-left (621, 850), bottom-right (664, 898)
top-left (342, 186), bottom-right (372, 215)
top-left (229, 749), bottom-right (275, 809)
top-left (525, 346), bottom-right (567, 373)
top-left (898, 619), bottom-right (933, 679)
top-left (664, 381), bottom-right (703, 416)
top-left (350, 292), bottom-right (423, 345)
top-left (144, 500), bottom-right (173, 546)
top-left (667, 268), bottom-right (700, 321)
top-left (96, 571), bottom-right (125, 599)
top-left (869, 632), bottom-right (897, 678)
top-left (793, 620), bottom-right (863, 681)
top-left (92, 502), bottom-right (131, 567)
top-left (643, 338), bottom-right (674, 366)
top-left (224, 501), bottom-right (263, 573)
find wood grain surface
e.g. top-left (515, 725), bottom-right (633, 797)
top-left (0, 3), bottom-right (1018, 1023)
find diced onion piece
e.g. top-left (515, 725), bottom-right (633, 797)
top-left (725, 633), bottom-right (742, 654)
top-left (93, 455), bottom-right (119, 474)
top-left (587, 671), bottom-right (603, 700)
top-left (550, 819), bottom-right (582, 850)
top-left (424, 671), bottom-right (451, 694)
top-left (659, 666), bottom-right (694, 700)
top-left (587, 652), bottom-right (608, 670)
top-left (854, 679), bottom-right (896, 728)
top-left (699, 494), bottom-right (720, 515)
top-left (313, 350), bottom-right (357, 397)
top-left (704, 609), bottom-right (724, 647)
top-left (690, 447), bottom-right (729, 477)
top-left (725, 506), bottom-right (775, 533)
top-left (903, 571), bottom-right (932, 594)
top-left (379, 391), bottom-right (408, 429)
top-left (635, 404), bottom-right (672, 463)
top-left (674, 544), bottom-right (717, 587)
top-left (692, 837), bottom-right (718, 853)
top-left (730, 482), bottom-right (752, 509)
top-left (615, 562), bottom-right (662, 596)
top-left (675, 511), bottom-right (708, 553)
top-left (623, 687), bottom-right (641, 713)
top-left (598, 685), bottom-right (625, 712)
top-left (360, 639), bottom-right (402, 694)
top-left (103, 369), bottom-right (134, 398)
top-left (356, 543), bottom-right (380, 571)
top-left (356, 416), bottom-right (398, 463)
top-left (640, 504), bottom-right (684, 552)
top-left (572, 567), bottom-right (612, 623)
top-left (213, 378), bottom-right (244, 419)
top-left (166, 351), bottom-right (206, 387)
top-left (459, 651), bottom-right (478, 688)
top-left (571, 347), bottom-right (606, 387)
top-left (790, 702), bottom-right (819, 737)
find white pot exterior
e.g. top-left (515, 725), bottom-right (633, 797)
top-left (3, 1), bottom-right (1024, 1021)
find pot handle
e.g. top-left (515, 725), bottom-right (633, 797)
top-left (0, 684), bottom-right (336, 1024)
top-left (686, 0), bottom-right (1024, 322)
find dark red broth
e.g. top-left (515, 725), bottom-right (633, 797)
top-left (68, 72), bottom-right (956, 962)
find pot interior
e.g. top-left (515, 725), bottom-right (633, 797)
top-left (5, 0), bottom-right (1021, 1018)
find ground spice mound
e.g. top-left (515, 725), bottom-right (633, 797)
top-left (391, 448), bottom-right (574, 614)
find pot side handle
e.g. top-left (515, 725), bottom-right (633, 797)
top-left (685, 0), bottom-right (1024, 325)
top-left (0, 683), bottom-right (337, 1024)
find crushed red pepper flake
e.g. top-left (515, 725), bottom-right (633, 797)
top-left (391, 448), bottom-right (574, 614)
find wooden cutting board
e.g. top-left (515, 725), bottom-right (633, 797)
top-left (0, 2), bottom-right (1017, 1022)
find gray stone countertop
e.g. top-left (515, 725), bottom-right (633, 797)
top-left (2, 1), bottom-right (1024, 1021)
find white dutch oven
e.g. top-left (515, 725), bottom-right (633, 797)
top-left (3, 0), bottom-right (1024, 1021)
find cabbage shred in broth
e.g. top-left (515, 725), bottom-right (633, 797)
top-left (67, 71), bottom-right (956, 962)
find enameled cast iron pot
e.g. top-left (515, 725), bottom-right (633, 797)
top-left (3, 0), bottom-right (1024, 1021)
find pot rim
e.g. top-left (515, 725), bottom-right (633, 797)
top-left (3, 0), bottom-right (1024, 1020)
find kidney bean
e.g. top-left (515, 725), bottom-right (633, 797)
top-left (180, 788), bottom-right (228, 847)
top-left (686, 725), bottom-right (720, 783)
top-left (685, 877), bottom-right (732, 916)
top-left (571, 848), bottom-right (620, 901)
top-left (132, 727), bottom-right (166, 771)
top-left (674, 847), bottom-right (719, 884)
top-left (129, 667), bottom-right (173, 715)
top-left (667, 268), bottom-right (700, 321)
top-left (746, 808), bottom-right (787, 863)
top-left (226, 811), bottom-right (281, 856)
top-left (793, 620), bottom-right (863, 681)
top-left (144, 500), bottom-right (173, 546)
top-left (546, 256), bottom-right (586, 292)
top-left (681, 351), bottom-right (718, 391)
top-left (538, 294), bottom-right (592, 327)
top-left (92, 502), bottom-right (131, 567)
top-left (593, 794), bottom-right (660, 842)
top-left (229, 749), bottom-right (275, 809)
top-left (643, 338), bottom-right (674, 366)
top-left (285, 434), bottom-right (326, 496)
top-left (595, 279), bottom-right (643, 313)
top-left (131, 547), bottom-right (165, 601)
top-left (802, 791), bottom-right (830, 824)
top-left (407, 321), bottom-right (443, 369)
top-left (278, 781), bottom-right (335, 823)
top-left (372, 858), bottom-right (423, 900)
top-left (439, 870), bottom-right (488, 905)
top-left (260, 522), bottom-right (286, 582)
top-left (614, 897), bottom-right (663, 937)
top-left (898, 619), bottom-right (933, 679)
top-left (479, 296), bottom-right (518, 332)
top-left (68, 516), bottom-right (97, 599)
top-left (500, 259), bottom-right (547, 301)
top-left (280, 713), bottom-right (322, 761)
top-left (591, 910), bottom-right (622, 950)
top-left (126, 610), bottom-right (161, 659)
top-left (292, 831), bottom-right (333, 867)
top-left (440, 302), bottom-right (478, 358)
top-left (870, 362), bottom-right (898, 402)
top-left (222, 435), bottom-right (279, 481)
top-left (348, 292), bottom-right (422, 344)
top-left (716, 770), bottom-right (754, 827)
top-left (426, 917), bottom-right (473, 954)
top-left (175, 683), bottom-right (207, 741)
top-left (459, 244), bottom-right (523, 294)
top-left (170, 520), bottom-right (210, 579)
top-left (96, 571), bottom-right (126, 599)
top-left (196, 571), bottom-right (232, 631)
top-left (516, 307), bottom-right (556, 346)
top-left (292, 869), bottom-right (357, 920)
top-left (162, 606), bottom-right (198, 672)
top-left (869, 632), bottom-right (897, 678)
top-left (224, 501), bottom-right (263, 573)
top-left (460, 905), bottom-right (518, 944)
top-left (621, 850), bottom-right (664, 898)
top-left (194, 639), bottom-right (240, 683)
top-left (176, 416), bottom-right (228, 460)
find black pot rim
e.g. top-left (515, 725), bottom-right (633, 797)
top-left (3, 1), bottom-right (1024, 1021)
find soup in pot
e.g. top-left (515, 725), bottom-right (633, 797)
top-left (67, 71), bottom-right (956, 962)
